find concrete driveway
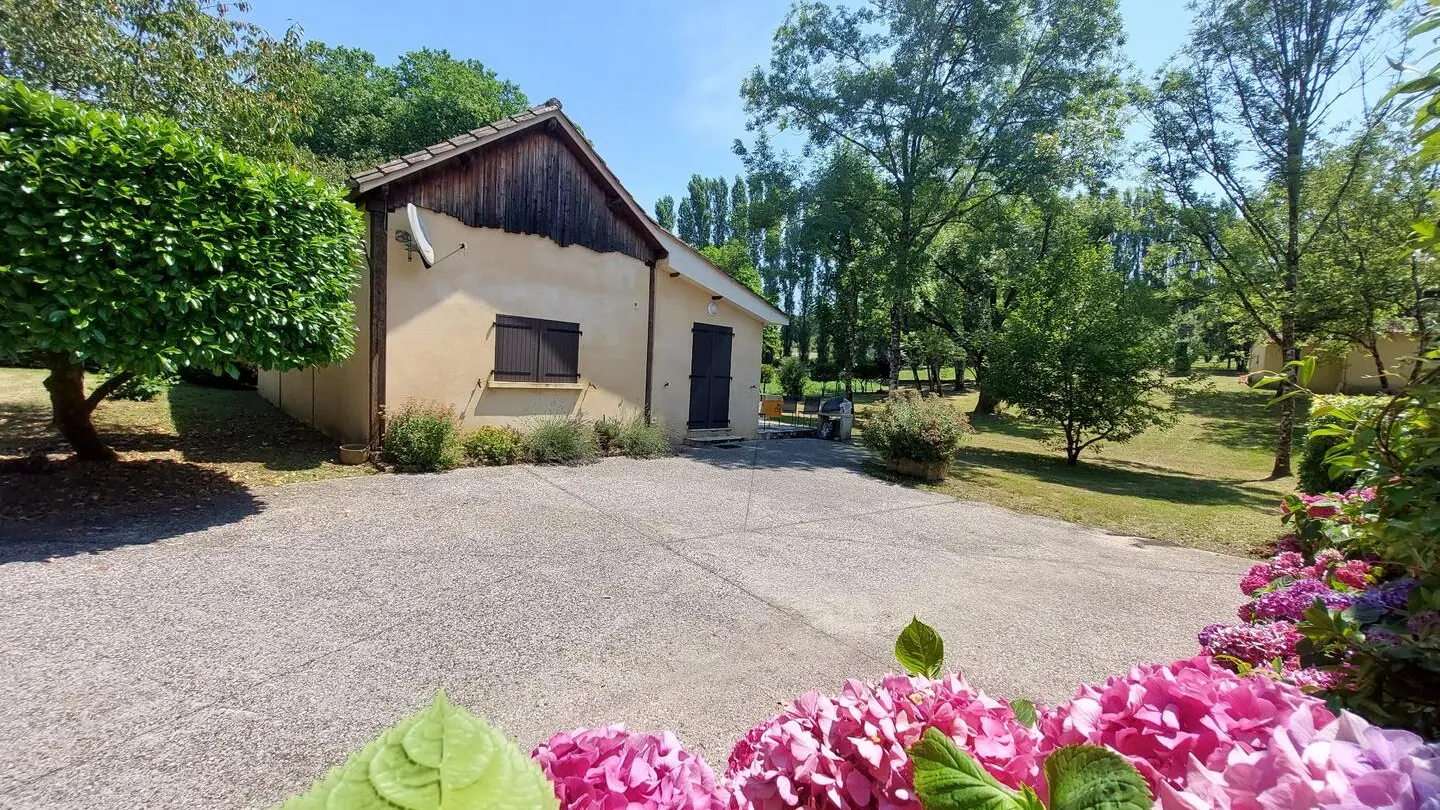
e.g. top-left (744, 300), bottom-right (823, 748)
top-left (0, 439), bottom-right (1248, 809)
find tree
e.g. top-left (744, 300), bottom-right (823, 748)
top-left (988, 235), bottom-right (1177, 465)
top-left (902, 327), bottom-right (961, 394)
top-left (682, 174), bottom-right (713, 246)
top-left (297, 45), bottom-right (527, 173)
top-left (654, 195), bottom-right (677, 230)
top-left (743, 0), bottom-right (1127, 392)
top-left (1304, 128), bottom-right (1440, 389)
top-left (699, 239), bottom-right (763, 293)
top-left (1147, 0), bottom-right (1388, 477)
top-left (0, 0), bottom-right (313, 160)
top-left (709, 176), bottom-right (731, 246)
top-left (730, 175), bottom-right (751, 246)
top-left (0, 81), bottom-right (363, 460)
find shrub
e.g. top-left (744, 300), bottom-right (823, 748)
top-left (615, 418), bottom-right (671, 458)
top-left (1297, 394), bottom-right (1382, 494)
top-left (382, 401), bottom-right (461, 471)
top-left (523, 416), bottom-right (599, 464)
top-left (860, 389), bottom-right (968, 463)
top-left (462, 425), bottom-right (523, 466)
top-left (776, 356), bottom-right (809, 398)
top-left (759, 363), bottom-right (775, 386)
top-left (106, 372), bottom-right (176, 402)
top-left (593, 416), bottom-right (623, 454)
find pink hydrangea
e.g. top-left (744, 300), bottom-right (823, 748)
top-left (1329, 559), bottom-right (1374, 590)
top-left (1158, 710), bottom-right (1440, 810)
top-left (1200, 622), bottom-right (1300, 667)
top-left (1038, 656), bottom-right (1334, 792)
top-left (724, 673), bottom-right (1042, 810)
top-left (1240, 579), bottom-right (1356, 623)
top-left (533, 725), bottom-right (727, 810)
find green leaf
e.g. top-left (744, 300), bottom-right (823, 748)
top-left (1010, 698), bottom-right (1038, 728)
top-left (1044, 746), bottom-right (1151, 810)
top-left (274, 691), bottom-right (559, 810)
top-left (896, 617), bottom-right (946, 678)
top-left (910, 727), bottom-right (1024, 810)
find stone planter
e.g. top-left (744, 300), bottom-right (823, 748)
top-left (338, 443), bottom-right (370, 465)
top-left (887, 457), bottom-right (949, 482)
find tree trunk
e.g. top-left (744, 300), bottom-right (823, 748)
top-left (928, 363), bottom-right (941, 394)
top-left (1367, 341), bottom-right (1390, 394)
top-left (954, 358), bottom-right (967, 393)
top-left (1064, 426), bottom-right (1080, 466)
top-left (887, 298), bottom-right (902, 392)
top-left (971, 354), bottom-right (998, 415)
top-left (910, 364), bottom-right (923, 390)
top-left (43, 354), bottom-right (118, 461)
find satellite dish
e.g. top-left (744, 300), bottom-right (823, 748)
top-left (406, 203), bottom-right (436, 268)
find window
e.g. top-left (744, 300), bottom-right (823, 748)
top-left (494, 315), bottom-right (581, 383)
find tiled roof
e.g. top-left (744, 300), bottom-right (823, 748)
top-left (347, 99), bottom-right (564, 190)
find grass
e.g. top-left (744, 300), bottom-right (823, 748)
top-left (0, 366), bottom-right (370, 523)
top-left (858, 368), bottom-right (1300, 556)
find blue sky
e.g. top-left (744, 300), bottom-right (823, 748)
top-left (249, 0), bottom-right (1191, 209)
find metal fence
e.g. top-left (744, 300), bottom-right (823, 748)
top-left (757, 396), bottom-right (821, 433)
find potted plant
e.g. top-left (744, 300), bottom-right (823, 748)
top-left (859, 389), bottom-right (967, 482)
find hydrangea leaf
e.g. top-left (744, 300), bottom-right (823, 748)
top-left (1010, 699), bottom-right (1038, 728)
top-left (910, 727), bottom-right (1024, 810)
top-left (1043, 745), bottom-right (1151, 810)
top-left (274, 692), bottom-right (559, 810)
top-left (896, 617), bottom-right (946, 678)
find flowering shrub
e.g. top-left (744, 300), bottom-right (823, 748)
top-left (859, 389), bottom-right (969, 464)
top-left (1158, 710), bottom-right (1440, 810)
top-left (533, 726), bottom-right (727, 810)
top-left (1038, 656), bottom-right (1334, 793)
top-left (725, 673), bottom-right (1043, 810)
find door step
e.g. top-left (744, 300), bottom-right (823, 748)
top-left (683, 429), bottom-right (745, 447)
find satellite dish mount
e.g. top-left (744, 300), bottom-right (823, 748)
top-left (395, 203), bottom-right (465, 268)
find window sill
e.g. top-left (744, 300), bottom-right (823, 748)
top-left (485, 377), bottom-right (587, 390)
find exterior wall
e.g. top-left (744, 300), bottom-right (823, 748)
top-left (256, 216), bottom-right (372, 444)
top-left (384, 208), bottom-right (650, 430)
top-left (1247, 336), bottom-right (1423, 394)
top-left (649, 268), bottom-right (764, 440)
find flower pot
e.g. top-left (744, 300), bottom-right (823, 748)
top-left (338, 443), bottom-right (370, 465)
top-left (887, 458), bottom-right (948, 482)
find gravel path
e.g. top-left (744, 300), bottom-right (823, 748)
top-left (0, 439), bottom-right (1248, 809)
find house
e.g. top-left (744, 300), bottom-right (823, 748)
top-left (257, 99), bottom-right (788, 445)
top-left (1248, 334), bottom-right (1426, 393)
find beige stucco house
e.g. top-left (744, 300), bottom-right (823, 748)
top-left (1248, 334), bottom-right (1425, 393)
top-left (258, 100), bottom-right (788, 445)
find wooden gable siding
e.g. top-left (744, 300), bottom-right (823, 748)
top-left (384, 127), bottom-right (658, 263)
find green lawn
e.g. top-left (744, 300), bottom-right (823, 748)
top-left (861, 371), bottom-right (1299, 556)
top-left (1, 367), bottom-right (370, 523)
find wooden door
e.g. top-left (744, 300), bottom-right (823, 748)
top-left (687, 323), bottom-right (733, 429)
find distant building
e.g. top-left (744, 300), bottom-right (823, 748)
top-left (1248, 334), bottom-right (1425, 393)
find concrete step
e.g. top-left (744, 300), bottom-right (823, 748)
top-left (682, 429), bottom-right (745, 447)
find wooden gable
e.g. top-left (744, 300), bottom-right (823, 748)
top-left (382, 126), bottom-right (660, 264)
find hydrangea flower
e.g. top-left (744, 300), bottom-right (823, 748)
top-left (1287, 666), bottom-right (1346, 692)
top-left (1355, 577), bottom-right (1419, 619)
top-left (1039, 656), bottom-right (1333, 792)
top-left (724, 673), bottom-right (1042, 810)
top-left (1329, 559), bottom-right (1374, 590)
top-left (1240, 552), bottom-right (1307, 596)
top-left (1241, 579), bottom-right (1356, 623)
top-left (534, 725), bottom-right (727, 810)
top-left (1200, 622), bottom-right (1300, 667)
top-left (1157, 710), bottom-right (1440, 810)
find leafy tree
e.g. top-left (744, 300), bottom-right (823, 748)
top-left (1147, 0), bottom-right (1388, 477)
top-left (653, 195), bottom-right (676, 230)
top-left (730, 174), bottom-right (751, 246)
top-left (743, 0), bottom-right (1127, 391)
top-left (297, 45), bottom-right (527, 172)
top-left (699, 239), bottom-right (763, 293)
top-left (902, 327), bottom-right (961, 394)
top-left (709, 176), bottom-right (730, 246)
top-left (681, 174), bottom-right (713, 247)
top-left (988, 230), bottom-right (1177, 465)
top-left (0, 81), bottom-right (363, 460)
top-left (0, 0), bottom-right (313, 160)
top-left (1304, 128), bottom-right (1440, 389)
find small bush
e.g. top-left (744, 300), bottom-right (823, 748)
top-left (860, 389), bottom-right (969, 463)
top-left (523, 415), bottom-right (599, 464)
top-left (462, 425), bottom-right (523, 466)
top-left (383, 401), bottom-right (461, 471)
top-left (777, 356), bottom-right (809, 398)
top-left (615, 418), bottom-right (671, 458)
top-left (1297, 394), bottom-right (1383, 494)
top-left (593, 416), bottom-right (623, 454)
top-left (760, 363), bottom-right (775, 386)
top-left (106, 372), bottom-right (176, 402)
